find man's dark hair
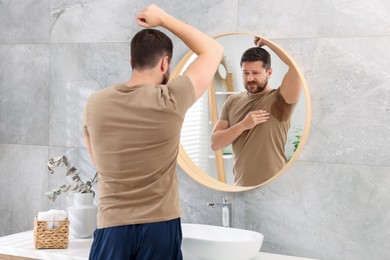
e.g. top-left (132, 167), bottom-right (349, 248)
top-left (130, 29), bottom-right (173, 70)
top-left (240, 47), bottom-right (271, 71)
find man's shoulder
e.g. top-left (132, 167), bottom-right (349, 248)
top-left (226, 91), bottom-right (248, 104)
top-left (266, 87), bottom-right (292, 104)
top-left (269, 88), bottom-right (278, 94)
top-left (229, 91), bottom-right (247, 100)
top-left (166, 75), bottom-right (192, 89)
top-left (91, 85), bottom-right (115, 97)
top-left (264, 88), bottom-right (278, 98)
top-left (165, 75), bottom-right (195, 105)
top-left (87, 85), bottom-right (115, 105)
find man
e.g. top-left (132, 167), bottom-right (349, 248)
top-left (211, 37), bottom-right (301, 187)
top-left (83, 4), bottom-right (223, 260)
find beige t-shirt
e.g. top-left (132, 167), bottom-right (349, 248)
top-left (220, 88), bottom-right (296, 186)
top-left (83, 75), bottom-right (195, 228)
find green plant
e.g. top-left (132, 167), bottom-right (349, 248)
top-left (287, 127), bottom-right (303, 161)
top-left (46, 155), bottom-right (98, 203)
top-left (292, 127), bottom-right (303, 153)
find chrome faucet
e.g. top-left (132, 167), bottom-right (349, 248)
top-left (207, 196), bottom-right (232, 228)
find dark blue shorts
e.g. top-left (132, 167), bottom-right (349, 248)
top-left (89, 218), bottom-right (182, 260)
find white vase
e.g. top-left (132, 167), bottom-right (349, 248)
top-left (68, 192), bottom-right (98, 239)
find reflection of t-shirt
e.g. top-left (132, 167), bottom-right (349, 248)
top-left (220, 88), bottom-right (296, 186)
top-left (83, 75), bottom-right (195, 228)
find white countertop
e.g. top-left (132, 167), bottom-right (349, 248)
top-left (0, 231), bottom-right (317, 260)
top-left (253, 253), bottom-right (318, 260)
top-left (0, 231), bottom-right (89, 260)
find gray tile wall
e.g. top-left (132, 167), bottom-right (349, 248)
top-left (1, 0), bottom-right (389, 259)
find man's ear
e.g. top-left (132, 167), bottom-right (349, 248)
top-left (160, 56), bottom-right (169, 73)
top-left (267, 67), bottom-right (273, 79)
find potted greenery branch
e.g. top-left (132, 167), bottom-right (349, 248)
top-left (287, 127), bottom-right (303, 161)
top-left (46, 155), bottom-right (98, 203)
top-left (291, 127), bottom-right (303, 153)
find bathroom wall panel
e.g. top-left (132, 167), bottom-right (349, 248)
top-left (0, 44), bottom-right (50, 146)
top-left (0, 144), bottom-right (49, 237)
top-left (0, 0), bottom-right (49, 43)
top-left (50, 0), bottom-right (134, 43)
top-left (238, 0), bottom-right (390, 39)
top-left (49, 43), bottom-right (131, 147)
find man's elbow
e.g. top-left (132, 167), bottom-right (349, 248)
top-left (208, 43), bottom-right (223, 61)
top-left (216, 44), bottom-right (224, 60)
top-left (210, 137), bottom-right (220, 151)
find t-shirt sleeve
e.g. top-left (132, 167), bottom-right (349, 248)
top-left (166, 75), bottom-right (196, 117)
top-left (273, 88), bottom-right (297, 121)
top-left (219, 95), bottom-right (233, 122)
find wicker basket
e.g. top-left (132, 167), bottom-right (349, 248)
top-left (34, 217), bottom-right (69, 249)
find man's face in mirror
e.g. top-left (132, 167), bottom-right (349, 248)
top-left (242, 61), bottom-right (272, 94)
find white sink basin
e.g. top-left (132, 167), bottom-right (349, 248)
top-left (181, 223), bottom-right (264, 260)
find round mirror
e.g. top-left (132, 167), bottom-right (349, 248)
top-left (172, 32), bottom-right (311, 192)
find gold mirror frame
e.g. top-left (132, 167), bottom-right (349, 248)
top-left (172, 32), bottom-right (312, 192)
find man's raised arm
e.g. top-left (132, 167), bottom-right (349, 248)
top-left (137, 4), bottom-right (223, 100)
top-left (255, 37), bottom-right (301, 104)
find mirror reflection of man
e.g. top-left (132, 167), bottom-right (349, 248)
top-left (211, 37), bottom-right (301, 186)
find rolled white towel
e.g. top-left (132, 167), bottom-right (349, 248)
top-left (37, 211), bottom-right (54, 229)
top-left (49, 209), bottom-right (67, 228)
top-left (37, 210), bottom-right (67, 229)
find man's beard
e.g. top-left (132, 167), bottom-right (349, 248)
top-left (245, 79), bottom-right (268, 94)
top-left (161, 70), bottom-right (170, 84)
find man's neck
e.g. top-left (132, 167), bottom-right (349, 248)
top-left (124, 69), bottom-right (161, 87)
top-left (248, 85), bottom-right (272, 96)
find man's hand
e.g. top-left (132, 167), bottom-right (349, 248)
top-left (211, 109), bottom-right (269, 151)
top-left (240, 109), bottom-right (270, 130)
top-left (254, 36), bottom-right (266, 47)
top-left (136, 4), bottom-right (168, 28)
